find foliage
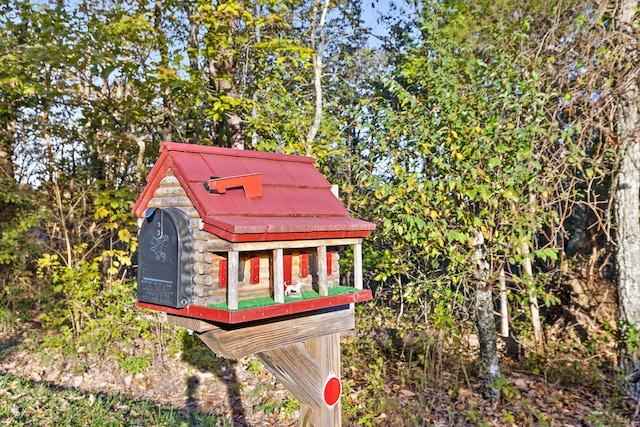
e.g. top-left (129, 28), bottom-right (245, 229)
top-left (339, 305), bottom-right (631, 425)
top-left (0, 209), bottom-right (42, 318)
top-left (34, 185), bottom-right (141, 348)
top-left (352, 4), bottom-right (565, 343)
top-left (118, 353), bottom-right (151, 375)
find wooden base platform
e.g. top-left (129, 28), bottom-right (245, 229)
top-left (137, 288), bottom-right (371, 324)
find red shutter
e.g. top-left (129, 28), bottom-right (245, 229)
top-left (250, 257), bottom-right (260, 284)
top-left (284, 254), bottom-right (293, 285)
top-left (326, 252), bottom-right (332, 276)
top-left (219, 258), bottom-right (227, 287)
top-left (299, 253), bottom-right (309, 277)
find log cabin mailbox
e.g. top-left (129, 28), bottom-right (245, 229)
top-left (133, 142), bottom-right (375, 425)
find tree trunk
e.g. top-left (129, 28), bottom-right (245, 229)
top-left (226, 112), bottom-right (244, 150)
top-left (0, 123), bottom-right (15, 182)
top-left (183, 2), bottom-right (200, 73)
top-left (499, 268), bottom-right (509, 337)
top-left (305, 0), bottom-right (330, 153)
top-left (251, 3), bottom-right (261, 148)
top-left (202, 0), bottom-right (244, 149)
top-left (155, 0), bottom-right (173, 142)
top-left (473, 230), bottom-right (500, 400)
top-left (521, 241), bottom-right (544, 348)
top-left (0, 117), bottom-right (18, 226)
top-left (182, 0), bottom-right (202, 143)
top-left (209, 57), bottom-right (244, 149)
top-left (614, 0), bottom-right (640, 397)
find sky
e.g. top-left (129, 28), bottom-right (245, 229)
top-left (362, 0), bottom-right (393, 46)
top-left (361, 0), bottom-right (417, 47)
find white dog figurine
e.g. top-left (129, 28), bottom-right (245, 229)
top-left (285, 281), bottom-right (303, 296)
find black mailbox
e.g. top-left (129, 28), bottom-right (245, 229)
top-left (137, 208), bottom-right (194, 308)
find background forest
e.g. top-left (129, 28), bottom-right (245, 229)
top-left (2, 0), bottom-right (640, 425)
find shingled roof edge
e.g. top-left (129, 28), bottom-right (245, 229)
top-left (132, 150), bottom-right (171, 217)
top-left (201, 223), bottom-right (373, 243)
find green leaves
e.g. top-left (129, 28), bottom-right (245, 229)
top-left (354, 0), bottom-right (573, 332)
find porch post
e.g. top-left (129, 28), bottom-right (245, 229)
top-left (354, 242), bottom-right (363, 290)
top-left (317, 246), bottom-right (328, 296)
top-left (227, 251), bottom-right (239, 310)
top-left (273, 248), bottom-right (285, 303)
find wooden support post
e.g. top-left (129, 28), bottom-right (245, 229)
top-left (176, 307), bottom-right (354, 359)
top-left (169, 311), bottom-right (354, 427)
top-left (317, 246), bottom-right (328, 296)
top-left (354, 242), bottom-right (363, 290)
top-left (300, 333), bottom-right (342, 426)
top-left (227, 251), bottom-right (239, 310)
top-left (255, 334), bottom-right (343, 427)
top-left (273, 248), bottom-right (285, 303)
top-left (255, 343), bottom-right (322, 407)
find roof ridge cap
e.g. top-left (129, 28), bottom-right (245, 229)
top-left (161, 142), bottom-right (315, 164)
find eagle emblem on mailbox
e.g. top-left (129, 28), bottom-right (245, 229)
top-left (151, 234), bottom-right (169, 262)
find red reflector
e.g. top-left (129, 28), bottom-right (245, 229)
top-left (323, 375), bottom-right (341, 408)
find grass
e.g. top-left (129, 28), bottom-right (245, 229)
top-left (207, 285), bottom-right (360, 310)
top-left (0, 373), bottom-right (231, 427)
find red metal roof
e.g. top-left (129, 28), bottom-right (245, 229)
top-left (133, 142), bottom-right (375, 242)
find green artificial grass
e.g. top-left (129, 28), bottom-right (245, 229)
top-left (207, 285), bottom-right (360, 310)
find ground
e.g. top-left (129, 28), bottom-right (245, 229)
top-left (0, 323), bottom-right (298, 426)
top-left (0, 320), bottom-right (637, 426)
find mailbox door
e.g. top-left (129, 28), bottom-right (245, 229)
top-left (137, 208), bottom-right (193, 308)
